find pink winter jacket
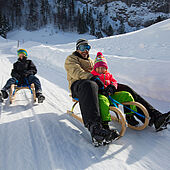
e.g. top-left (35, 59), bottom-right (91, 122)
top-left (91, 70), bottom-right (118, 89)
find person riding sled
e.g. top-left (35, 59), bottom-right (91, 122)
top-left (91, 52), bottom-right (139, 129)
top-left (0, 49), bottom-right (45, 103)
top-left (65, 40), bottom-right (120, 145)
top-left (65, 39), bottom-right (169, 145)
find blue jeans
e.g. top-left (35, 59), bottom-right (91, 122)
top-left (2, 75), bottom-right (42, 93)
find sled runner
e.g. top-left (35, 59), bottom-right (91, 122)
top-left (9, 83), bottom-right (36, 104)
top-left (67, 96), bottom-right (126, 137)
top-left (108, 96), bottom-right (149, 131)
top-left (67, 95), bottom-right (149, 137)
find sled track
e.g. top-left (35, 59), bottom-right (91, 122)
top-left (24, 92), bottom-right (56, 169)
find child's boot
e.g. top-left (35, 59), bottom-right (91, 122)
top-left (126, 114), bottom-right (139, 126)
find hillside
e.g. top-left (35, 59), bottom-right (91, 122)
top-left (0, 19), bottom-right (170, 170)
top-left (0, 0), bottom-right (170, 38)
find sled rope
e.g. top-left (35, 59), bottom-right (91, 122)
top-left (108, 96), bottom-right (145, 119)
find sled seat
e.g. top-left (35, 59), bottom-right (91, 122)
top-left (9, 83), bottom-right (36, 104)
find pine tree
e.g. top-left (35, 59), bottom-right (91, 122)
top-left (82, 7), bottom-right (88, 33)
top-left (86, 4), bottom-right (89, 25)
top-left (98, 12), bottom-right (102, 30)
top-left (0, 14), bottom-right (10, 38)
top-left (26, 0), bottom-right (39, 31)
top-left (40, 0), bottom-right (47, 26)
top-left (77, 8), bottom-right (82, 33)
top-left (12, 0), bottom-right (24, 28)
top-left (90, 18), bottom-right (95, 36)
top-left (89, 7), bottom-right (95, 36)
top-left (56, 5), bottom-right (63, 30)
top-left (71, 0), bottom-right (75, 14)
top-left (107, 25), bottom-right (113, 36)
top-left (61, 2), bottom-right (67, 31)
top-left (118, 19), bottom-right (125, 34)
top-left (68, 0), bottom-right (75, 31)
top-left (104, 4), bottom-right (108, 15)
top-left (40, 0), bottom-right (51, 27)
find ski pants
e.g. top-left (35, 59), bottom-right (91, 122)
top-left (71, 79), bottom-right (101, 126)
top-left (99, 91), bottom-right (137, 122)
top-left (2, 75), bottom-right (42, 93)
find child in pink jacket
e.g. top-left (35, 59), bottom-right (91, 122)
top-left (91, 52), bottom-right (139, 129)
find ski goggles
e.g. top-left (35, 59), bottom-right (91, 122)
top-left (78, 44), bottom-right (91, 52)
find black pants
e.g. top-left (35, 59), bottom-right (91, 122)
top-left (71, 79), bottom-right (101, 126)
top-left (117, 83), bottom-right (162, 122)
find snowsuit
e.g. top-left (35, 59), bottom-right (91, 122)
top-left (2, 57), bottom-right (42, 93)
top-left (91, 70), bottom-right (137, 122)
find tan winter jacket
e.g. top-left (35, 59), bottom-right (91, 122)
top-left (65, 51), bottom-right (94, 90)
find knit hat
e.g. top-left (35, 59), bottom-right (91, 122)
top-left (94, 52), bottom-right (108, 70)
top-left (17, 49), bottom-right (28, 57)
top-left (76, 39), bottom-right (89, 50)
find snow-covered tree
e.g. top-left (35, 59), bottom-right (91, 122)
top-left (0, 14), bottom-right (10, 38)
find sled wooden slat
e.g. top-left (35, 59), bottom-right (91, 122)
top-left (67, 110), bottom-right (84, 124)
top-left (31, 83), bottom-right (36, 103)
top-left (122, 101), bottom-right (149, 130)
top-left (9, 83), bottom-right (36, 104)
top-left (109, 106), bottom-right (127, 137)
top-left (9, 84), bottom-right (16, 104)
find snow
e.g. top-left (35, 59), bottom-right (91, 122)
top-left (0, 19), bottom-right (170, 170)
top-left (7, 27), bottom-right (96, 45)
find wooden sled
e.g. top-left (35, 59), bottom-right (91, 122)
top-left (9, 83), bottom-right (36, 104)
top-left (67, 97), bottom-right (149, 138)
top-left (67, 97), bottom-right (127, 138)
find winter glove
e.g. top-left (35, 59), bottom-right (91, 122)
top-left (90, 76), bottom-right (104, 90)
top-left (104, 84), bottom-right (117, 96)
top-left (12, 74), bottom-right (22, 84)
top-left (23, 70), bottom-right (34, 78)
top-left (11, 72), bottom-right (21, 81)
top-left (16, 77), bottom-right (24, 85)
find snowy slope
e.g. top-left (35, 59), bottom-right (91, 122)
top-left (0, 19), bottom-right (170, 170)
top-left (7, 29), bottom-right (96, 45)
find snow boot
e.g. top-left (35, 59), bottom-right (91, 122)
top-left (36, 92), bottom-right (45, 103)
top-left (0, 90), bottom-right (8, 102)
top-left (154, 112), bottom-right (170, 132)
top-left (102, 121), bottom-right (110, 130)
top-left (88, 122), bottom-right (110, 146)
top-left (0, 91), bottom-right (3, 102)
top-left (166, 112), bottom-right (170, 124)
top-left (126, 114), bottom-right (139, 126)
top-left (88, 122), bottom-right (120, 147)
top-left (101, 121), bottom-right (120, 144)
top-left (109, 129), bottom-right (120, 142)
top-left (1, 90), bottom-right (8, 99)
top-left (148, 110), bottom-right (162, 127)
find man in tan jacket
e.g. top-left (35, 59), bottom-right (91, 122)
top-left (65, 39), bottom-right (170, 140)
top-left (65, 39), bottom-right (120, 146)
